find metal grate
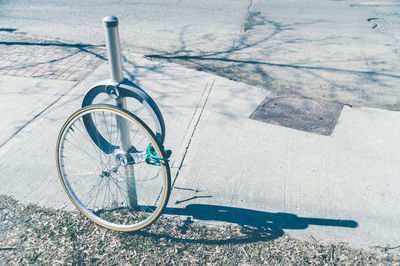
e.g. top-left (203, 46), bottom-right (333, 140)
top-left (250, 94), bottom-right (343, 136)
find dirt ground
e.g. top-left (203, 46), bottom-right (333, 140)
top-left (1, 195), bottom-right (399, 265)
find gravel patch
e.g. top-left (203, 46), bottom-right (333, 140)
top-left (0, 195), bottom-right (399, 265)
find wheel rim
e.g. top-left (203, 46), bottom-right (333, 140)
top-left (56, 105), bottom-right (170, 231)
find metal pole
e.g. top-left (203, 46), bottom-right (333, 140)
top-left (103, 16), bottom-right (123, 83)
top-left (103, 16), bottom-right (138, 210)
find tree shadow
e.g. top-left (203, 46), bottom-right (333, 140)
top-left (0, 40), bottom-right (106, 81)
top-left (146, 54), bottom-right (400, 80)
top-left (0, 40), bottom-right (106, 60)
top-left (142, 10), bottom-right (400, 110)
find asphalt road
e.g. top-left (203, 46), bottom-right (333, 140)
top-left (1, 0), bottom-right (400, 110)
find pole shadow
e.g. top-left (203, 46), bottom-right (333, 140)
top-left (0, 28), bottom-right (17, 32)
top-left (135, 204), bottom-right (357, 245)
top-left (165, 204), bottom-right (357, 231)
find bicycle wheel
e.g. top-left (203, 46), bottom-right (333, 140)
top-left (56, 104), bottom-right (170, 231)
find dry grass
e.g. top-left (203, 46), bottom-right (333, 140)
top-left (1, 195), bottom-right (399, 265)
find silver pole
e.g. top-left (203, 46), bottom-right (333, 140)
top-left (103, 16), bottom-right (138, 210)
top-left (103, 16), bottom-right (123, 83)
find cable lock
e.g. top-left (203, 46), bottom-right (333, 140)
top-left (146, 144), bottom-right (171, 166)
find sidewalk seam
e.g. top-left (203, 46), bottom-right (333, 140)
top-left (0, 82), bottom-right (77, 150)
top-left (171, 79), bottom-right (215, 188)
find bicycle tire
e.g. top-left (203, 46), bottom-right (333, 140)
top-left (56, 104), bottom-right (170, 231)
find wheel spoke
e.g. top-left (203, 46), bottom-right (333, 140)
top-left (56, 105), bottom-right (170, 231)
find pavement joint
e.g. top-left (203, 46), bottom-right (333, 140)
top-left (171, 79), bottom-right (215, 188)
top-left (0, 81), bottom-right (79, 150)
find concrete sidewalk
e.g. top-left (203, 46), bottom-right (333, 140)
top-left (0, 51), bottom-right (400, 251)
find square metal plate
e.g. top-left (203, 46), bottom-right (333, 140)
top-left (250, 94), bottom-right (343, 136)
